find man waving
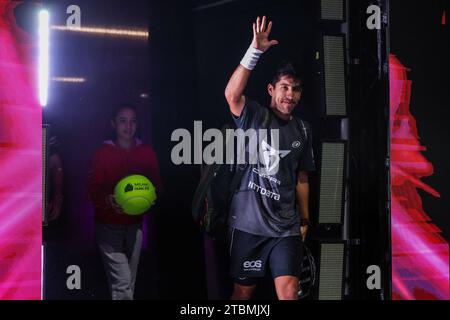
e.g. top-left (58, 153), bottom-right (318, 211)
top-left (225, 16), bottom-right (315, 300)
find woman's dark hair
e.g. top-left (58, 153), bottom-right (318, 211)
top-left (270, 61), bottom-right (303, 89)
top-left (111, 103), bottom-right (139, 121)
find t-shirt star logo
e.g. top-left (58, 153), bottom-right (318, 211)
top-left (261, 140), bottom-right (291, 174)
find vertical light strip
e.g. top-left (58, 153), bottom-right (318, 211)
top-left (319, 142), bottom-right (345, 224)
top-left (323, 35), bottom-right (346, 116)
top-left (39, 10), bottom-right (49, 107)
top-left (318, 243), bottom-right (345, 300)
top-left (320, 0), bottom-right (345, 21)
top-left (41, 245), bottom-right (44, 300)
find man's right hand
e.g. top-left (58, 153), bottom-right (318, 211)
top-left (251, 16), bottom-right (279, 52)
top-left (106, 194), bottom-right (125, 215)
top-left (225, 16), bottom-right (278, 117)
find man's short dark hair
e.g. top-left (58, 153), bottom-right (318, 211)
top-left (270, 62), bottom-right (303, 89)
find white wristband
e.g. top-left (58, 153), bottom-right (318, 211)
top-left (240, 45), bottom-right (264, 70)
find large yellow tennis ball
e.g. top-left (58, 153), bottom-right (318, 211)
top-left (114, 175), bottom-right (157, 215)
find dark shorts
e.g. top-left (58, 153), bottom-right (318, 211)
top-left (228, 228), bottom-right (303, 286)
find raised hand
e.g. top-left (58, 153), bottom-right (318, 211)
top-left (251, 16), bottom-right (279, 52)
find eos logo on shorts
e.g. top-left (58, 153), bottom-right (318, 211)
top-left (243, 260), bottom-right (262, 269)
top-left (292, 140), bottom-right (301, 148)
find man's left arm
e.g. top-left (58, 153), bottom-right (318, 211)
top-left (296, 170), bottom-right (310, 241)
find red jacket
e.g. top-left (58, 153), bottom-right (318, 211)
top-left (88, 140), bottom-right (162, 225)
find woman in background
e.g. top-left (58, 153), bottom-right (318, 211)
top-left (88, 103), bottom-right (161, 300)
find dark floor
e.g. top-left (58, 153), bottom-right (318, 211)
top-left (43, 242), bottom-right (159, 300)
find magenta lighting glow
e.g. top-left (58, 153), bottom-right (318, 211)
top-left (390, 55), bottom-right (450, 300)
top-left (0, 0), bottom-right (42, 299)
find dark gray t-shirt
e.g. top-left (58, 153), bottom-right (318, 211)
top-left (228, 99), bottom-right (315, 237)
